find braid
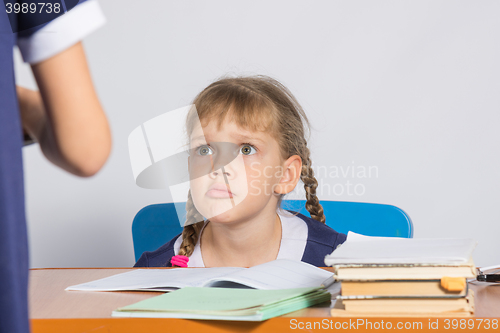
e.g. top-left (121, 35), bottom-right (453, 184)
top-left (172, 190), bottom-right (204, 266)
top-left (300, 147), bottom-right (325, 224)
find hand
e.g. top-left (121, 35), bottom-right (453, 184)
top-left (21, 42), bottom-right (112, 177)
top-left (17, 86), bottom-right (45, 145)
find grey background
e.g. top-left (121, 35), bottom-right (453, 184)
top-left (14, 0), bottom-right (500, 268)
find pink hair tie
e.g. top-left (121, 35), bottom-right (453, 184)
top-left (171, 255), bottom-right (189, 267)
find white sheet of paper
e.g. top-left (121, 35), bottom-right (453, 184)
top-left (325, 231), bottom-right (477, 265)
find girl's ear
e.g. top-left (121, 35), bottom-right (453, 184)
top-left (274, 155), bottom-right (302, 194)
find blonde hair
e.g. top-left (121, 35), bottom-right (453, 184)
top-left (174, 75), bottom-right (324, 264)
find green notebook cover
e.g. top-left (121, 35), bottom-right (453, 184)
top-left (112, 287), bottom-right (331, 321)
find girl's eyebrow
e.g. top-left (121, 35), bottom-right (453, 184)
top-left (232, 134), bottom-right (266, 145)
top-left (190, 134), bottom-right (266, 145)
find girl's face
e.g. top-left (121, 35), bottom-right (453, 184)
top-left (188, 116), bottom-right (287, 224)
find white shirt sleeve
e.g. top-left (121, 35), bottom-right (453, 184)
top-left (17, 0), bottom-right (106, 64)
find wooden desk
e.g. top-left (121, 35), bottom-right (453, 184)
top-left (30, 268), bottom-right (500, 333)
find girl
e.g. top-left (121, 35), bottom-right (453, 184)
top-left (134, 75), bottom-right (346, 268)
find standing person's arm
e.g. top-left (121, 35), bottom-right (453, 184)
top-left (17, 41), bottom-right (111, 177)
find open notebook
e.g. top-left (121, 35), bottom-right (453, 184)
top-left (66, 259), bottom-right (333, 292)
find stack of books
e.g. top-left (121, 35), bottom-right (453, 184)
top-left (325, 232), bottom-right (477, 317)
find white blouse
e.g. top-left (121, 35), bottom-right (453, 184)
top-left (173, 209), bottom-right (309, 267)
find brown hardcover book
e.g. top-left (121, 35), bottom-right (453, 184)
top-left (331, 291), bottom-right (475, 317)
top-left (341, 279), bottom-right (467, 298)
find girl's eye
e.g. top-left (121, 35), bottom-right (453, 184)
top-left (197, 145), bottom-right (213, 156)
top-left (240, 144), bottom-right (257, 156)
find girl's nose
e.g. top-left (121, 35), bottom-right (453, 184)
top-left (210, 167), bottom-right (231, 178)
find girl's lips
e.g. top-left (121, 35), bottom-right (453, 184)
top-left (206, 183), bottom-right (233, 198)
top-left (206, 189), bottom-right (233, 198)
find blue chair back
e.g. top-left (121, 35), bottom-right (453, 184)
top-left (132, 200), bottom-right (413, 262)
top-left (281, 200), bottom-right (413, 238)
